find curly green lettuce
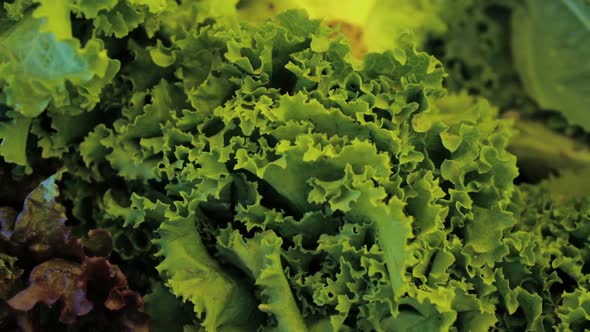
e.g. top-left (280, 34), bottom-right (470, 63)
top-left (67, 9), bottom-right (526, 331)
top-left (513, 169), bottom-right (590, 331)
top-left (234, 0), bottom-right (590, 179)
top-left (2, 1), bottom-right (589, 331)
top-left (0, 0), bottom-right (120, 169)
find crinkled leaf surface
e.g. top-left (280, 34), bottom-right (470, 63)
top-left (63, 9), bottom-right (523, 331)
top-left (5, 1), bottom-right (587, 331)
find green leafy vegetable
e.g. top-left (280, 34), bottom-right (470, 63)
top-left (60, 9), bottom-right (527, 330)
top-left (515, 168), bottom-right (590, 330)
top-left (0, 114), bottom-right (31, 166)
top-left (237, 0), bottom-right (447, 57)
top-left (0, 1), bottom-right (589, 331)
top-left (0, 0), bottom-right (120, 169)
top-left (512, 0), bottom-right (590, 130)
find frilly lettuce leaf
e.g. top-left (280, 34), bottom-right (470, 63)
top-left (0, 1), bottom-right (118, 118)
top-left (67, 9), bottom-right (524, 330)
top-left (217, 229), bottom-right (307, 331)
top-left (555, 288), bottom-right (590, 332)
top-left (0, 0), bottom-right (120, 168)
top-left (154, 213), bottom-right (263, 331)
top-left (512, 168), bottom-right (590, 330)
top-left (0, 0), bottom-right (587, 331)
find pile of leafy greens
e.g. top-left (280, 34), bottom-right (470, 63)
top-left (236, 0), bottom-right (590, 180)
top-left (1, 0), bottom-right (589, 331)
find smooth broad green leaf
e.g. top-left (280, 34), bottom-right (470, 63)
top-left (0, 113), bottom-right (32, 167)
top-left (512, 0), bottom-right (590, 129)
top-left (33, 0), bottom-right (73, 40)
